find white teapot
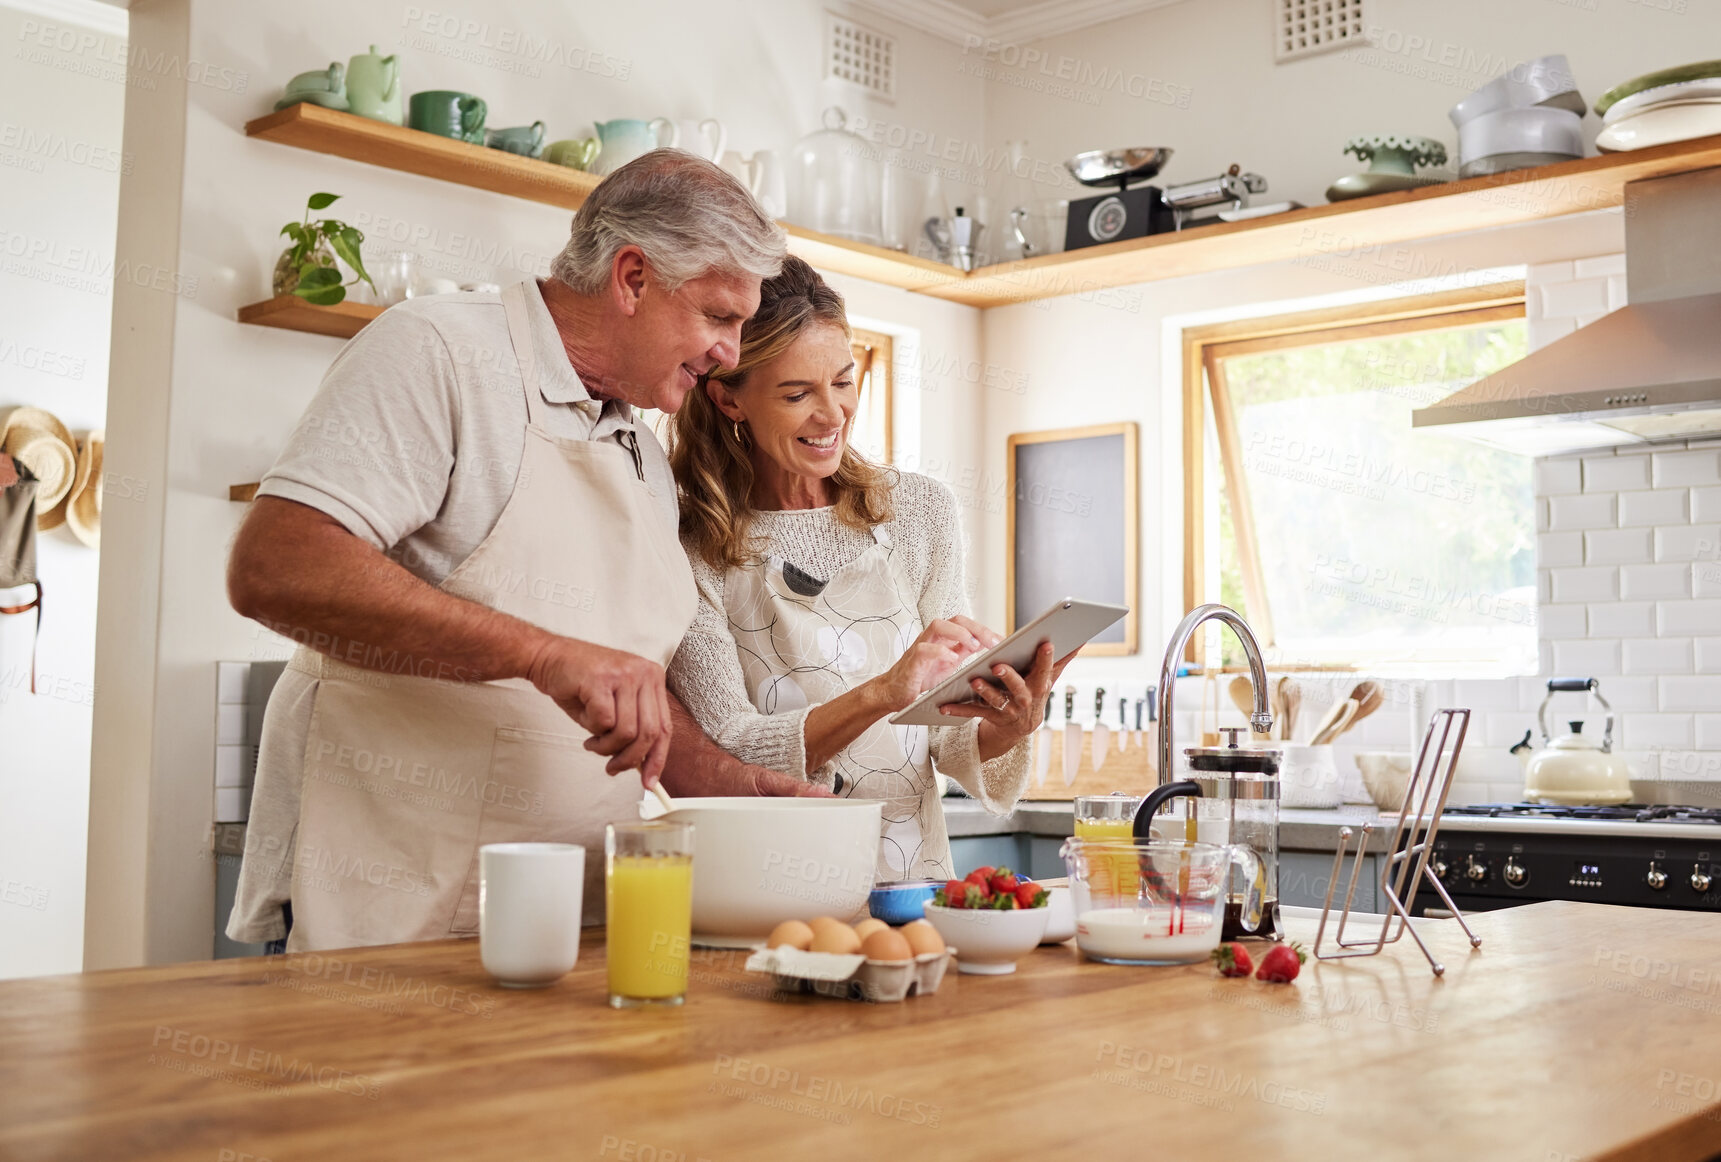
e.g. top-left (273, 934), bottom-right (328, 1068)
top-left (1512, 678), bottom-right (1632, 805)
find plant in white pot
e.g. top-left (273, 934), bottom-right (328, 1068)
top-left (274, 192), bottom-right (374, 304)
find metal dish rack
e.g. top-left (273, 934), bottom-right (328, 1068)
top-left (1313, 708), bottom-right (1481, 976)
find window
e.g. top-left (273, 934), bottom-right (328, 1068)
top-left (850, 328), bottom-right (893, 463)
top-left (1183, 284), bottom-right (1535, 675)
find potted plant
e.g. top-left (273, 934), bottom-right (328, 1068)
top-left (273, 192), bottom-right (375, 304)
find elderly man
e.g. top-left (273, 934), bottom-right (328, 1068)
top-left (226, 151), bottom-right (816, 953)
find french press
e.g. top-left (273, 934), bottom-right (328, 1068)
top-left (1134, 726), bottom-right (1282, 941)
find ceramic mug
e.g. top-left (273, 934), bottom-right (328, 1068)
top-left (479, 842), bottom-right (585, 987)
top-left (545, 137), bottom-right (599, 170)
top-left (346, 45), bottom-right (401, 125)
top-left (409, 90), bottom-right (487, 143)
top-left (486, 120), bottom-right (546, 158)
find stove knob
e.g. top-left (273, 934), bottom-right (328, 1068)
top-left (1692, 865), bottom-right (1713, 894)
top-left (1465, 856), bottom-right (1488, 883)
top-left (1646, 862), bottom-right (1668, 891)
top-left (1431, 857), bottom-right (1449, 880)
top-left (1502, 860), bottom-right (1527, 887)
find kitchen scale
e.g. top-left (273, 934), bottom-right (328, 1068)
top-left (1061, 147), bottom-right (1269, 251)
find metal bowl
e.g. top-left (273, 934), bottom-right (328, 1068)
top-left (1064, 147), bottom-right (1173, 187)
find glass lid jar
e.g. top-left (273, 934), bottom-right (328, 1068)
top-left (786, 106), bottom-right (884, 246)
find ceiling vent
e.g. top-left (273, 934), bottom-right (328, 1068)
top-left (1274, 0), bottom-right (1367, 63)
top-left (826, 13), bottom-right (896, 102)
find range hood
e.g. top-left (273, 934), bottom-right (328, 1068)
top-left (1413, 166), bottom-right (1721, 456)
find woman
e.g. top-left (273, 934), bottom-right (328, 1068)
top-left (667, 257), bottom-right (1066, 880)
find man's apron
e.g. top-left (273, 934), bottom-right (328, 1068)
top-left (723, 528), bottom-right (952, 880)
top-left (285, 282), bottom-right (697, 951)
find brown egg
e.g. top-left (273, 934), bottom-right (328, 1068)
top-left (861, 928), bottom-right (913, 962)
top-left (852, 918), bottom-right (889, 941)
top-left (767, 920), bottom-right (814, 951)
top-left (901, 919), bottom-right (945, 957)
top-left (809, 922), bottom-right (862, 955)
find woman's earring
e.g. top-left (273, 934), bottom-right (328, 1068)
top-left (732, 420), bottom-right (746, 446)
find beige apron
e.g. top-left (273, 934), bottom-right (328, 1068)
top-left (724, 528), bottom-right (952, 880)
top-left (285, 282), bottom-right (697, 952)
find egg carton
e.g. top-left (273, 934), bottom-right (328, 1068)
top-left (744, 946), bottom-right (954, 1003)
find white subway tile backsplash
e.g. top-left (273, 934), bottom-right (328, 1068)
top-left (1695, 638), bottom-right (1721, 671)
top-left (1698, 715), bottom-right (1721, 750)
top-left (1653, 448), bottom-right (1721, 488)
top-left (1597, 676), bottom-right (1659, 710)
top-left (1528, 259), bottom-right (1576, 286)
top-left (1657, 600), bottom-right (1721, 635)
top-left (1659, 675), bottom-right (1721, 711)
top-left (1548, 493), bottom-right (1616, 530)
top-left (1695, 563), bottom-right (1721, 599)
top-left (216, 662), bottom-right (248, 705)
top-left (1535, 459), bottom-right (1583, 496)
top-left (215, 704), bottom-right (245, 746)
top-left (1541, 275), bottom-right (1609, 318)
top-left (1539, 603), bottom-right (1587, 637)
top-left (1619, 489), bottom-right (1687, 527)
top-left (1623, 637), bottom-right (1692, 674)
top-left (1585, 528), bottom-right (1653, 565)
top-left (1587, 601), bottom-right (1654, 637)
top-left (1621, 563), bottom-right (1690, 600)
top-left (1573, 254), bottom-right (1626, 280)
top-left (1528, 315), bottom-right (1577, 350)
top-left (1537, 531), bottom-right (1583, 568)
top-left (215, 745), bottom-right (249, 789)
top-left (1552, 638), bottom-right (1621, 674)
top-left (1693, 487), bottom-right (1721, 522)
top-left (1623, 714), bottom-right (1694, 749)
top-left (1655, 525), bottom-right (1720, 562)
top-left (215, 787), bottom-right (253, 825)
top-left (1607, 276), bottom-right (1628, 311)
top-left (1584, 456), bottom-right (1650, 493)
top-left (1550, 566), bottom-right (1617, 602)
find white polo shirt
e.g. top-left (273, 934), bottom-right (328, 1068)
top-left (228, 280), bottom-right (676, 944)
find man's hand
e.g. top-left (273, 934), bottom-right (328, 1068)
top-left (526, 637), bottom-right (673, 782)
top-left (661, 694), bottom-right (833, 798)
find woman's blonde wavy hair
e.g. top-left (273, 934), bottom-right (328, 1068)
top-left (669, 256), bottom-right (895, 571)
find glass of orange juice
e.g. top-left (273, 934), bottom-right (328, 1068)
top-left (1073, 795), bottom-right (1142, 897)
top-left (605, 820), bottom-right (695, 1009)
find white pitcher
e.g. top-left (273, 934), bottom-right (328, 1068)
top-left (718, 148), bottom-right (786, 219)
top-left (649, 117), bottom-right (728, 163)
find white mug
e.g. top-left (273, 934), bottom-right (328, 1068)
top-left (479, 842), bottom-right (585, 987)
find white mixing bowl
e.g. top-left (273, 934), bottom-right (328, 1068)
top-left (654, 798), bottom-right (883, 947)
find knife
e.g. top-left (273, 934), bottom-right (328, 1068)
top-left (1144, 687), bottom-right (1159, 776)
top-left (1033, 698), bottom-right (1052, 787)
top-left (1133, 697), bottom-right (1144, 750)
top-left (1092, 687), bottom-right (1110, 772)
top-left (1117, 697), bottom-right (1129, 751)
top-left (1062, 685), bottom-right (1081, 787)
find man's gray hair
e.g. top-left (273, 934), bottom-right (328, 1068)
top-left (550, 149), bottom-right (787, 295)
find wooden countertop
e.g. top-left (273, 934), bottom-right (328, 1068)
top-left (3, 902), bottom-right (1719, 1161)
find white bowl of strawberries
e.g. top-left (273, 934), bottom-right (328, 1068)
top-left (922, 867), bottom-right (1051, 975)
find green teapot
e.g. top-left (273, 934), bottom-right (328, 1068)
top-left (346, 45), bottom-right (401, 125)
top-left (275, 62), bottom-right (347, 112)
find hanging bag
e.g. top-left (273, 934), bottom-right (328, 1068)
top-left (0, 454), bottom-right (43, 693)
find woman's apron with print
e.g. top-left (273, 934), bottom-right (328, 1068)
top-left (724, 528), bottom-right (952, 880)
top-left (284, 281), bottom-right (698, 952)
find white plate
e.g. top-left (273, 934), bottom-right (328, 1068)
top-left (1602, 77), bottom-right (1721, 125)
top-left (1597, 102), bottom-right (1721, 151)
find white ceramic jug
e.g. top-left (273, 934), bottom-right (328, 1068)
top-left (717, 149), bottom-right (786, 219)
top-left (650, 117), bottom-right (728, 163)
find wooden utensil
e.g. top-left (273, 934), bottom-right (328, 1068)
top-left (1278, 677), bottom-right (1300, 742)
top-left (1348, 680), bottom-right (1383, 726)
top-left (1311, 698), bottom-right (1359, 745)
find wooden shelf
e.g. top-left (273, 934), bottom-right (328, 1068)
top-left (245, 104), bottom-right (1721, 310)
top-left (237, 294), bottom-right (383, 339)
top-left (228, 483), bottom-right (260, 502)
top-left (244, 104), bottom-right (959, 295)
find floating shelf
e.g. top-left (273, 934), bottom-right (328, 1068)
top-left (228, 483), bottom-right (260, 502)
top-left (245, 105), bottom-right (1721, 310)
top-left (237, 294), bottom-right (383, 339)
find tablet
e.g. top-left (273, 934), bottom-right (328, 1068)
top-left (887, 598), bottom-right (1129, 728)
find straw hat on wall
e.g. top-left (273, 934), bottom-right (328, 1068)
top-left (0, 407), bottom-right (77, 531)
top-left (67, 430), bottom-right (104, 548)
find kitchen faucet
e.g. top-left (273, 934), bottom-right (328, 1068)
top-left (1156, 603), bottom-right (1272, 785)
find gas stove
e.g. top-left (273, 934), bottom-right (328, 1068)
top-left (1410, 803), bottom-right (1721, 917)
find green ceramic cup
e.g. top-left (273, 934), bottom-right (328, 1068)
top-left (544, 137), bottom-right (599, 170)
top-left (408, 90), bottom-right (487, 143)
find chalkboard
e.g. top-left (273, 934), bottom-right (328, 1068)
top-left (1007, 423), bottom-right (1138, 655)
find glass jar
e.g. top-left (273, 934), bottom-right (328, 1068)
top-left (786, 106), bottom-right (884, 246)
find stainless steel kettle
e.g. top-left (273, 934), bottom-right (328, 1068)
top-left (1511, 677), bottom-right (1632, 805)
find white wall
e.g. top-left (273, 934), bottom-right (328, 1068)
top-left (85, 0), bottom-right (990, 967)
top-left (0, 0), bottom-right (126, 979)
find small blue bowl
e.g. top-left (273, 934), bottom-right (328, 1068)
top-left (869, 879), bottom-right (941, 924)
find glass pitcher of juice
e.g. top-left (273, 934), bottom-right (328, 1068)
top-left (1073, 794), bottom-right (1142, 898)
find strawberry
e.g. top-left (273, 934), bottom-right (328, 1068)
top-left (1254, 942), bottom-right (1307, 984)
top-left (1211, 943), bottom-right (1254, 977)
top-left (939, 879), bottom-right (969, 908)
top-left (965, 866), bottom-right (996, 887)
top-left (994, 893), bottom-right (1018, 910)
top-left (1015, 882), bottom-right (1046, 909)
top-left (989, 872), bottom-right (1021, 895)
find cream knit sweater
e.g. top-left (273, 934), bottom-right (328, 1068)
top-left (667, 471), bottom-right (1030, 817)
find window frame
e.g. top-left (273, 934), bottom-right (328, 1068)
top-left (1179, 282), bottom-right (1528, 670)
top-left (850, 327), bottom-right (893, 464)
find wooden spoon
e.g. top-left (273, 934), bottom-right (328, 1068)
top-left (1347, 680), bottom-right (1383, 724)
top-left (1278, 678), bottom-right (1300, 742)
top-left (1311, 698), bottom-right (1359, 745)
top-left (1229, 675), bottom-right (1271, 740)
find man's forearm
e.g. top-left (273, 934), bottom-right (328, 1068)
top-left (661, 694), bottom-right (830, 798)
top-left (230, 497), bottom-right (552, 684)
